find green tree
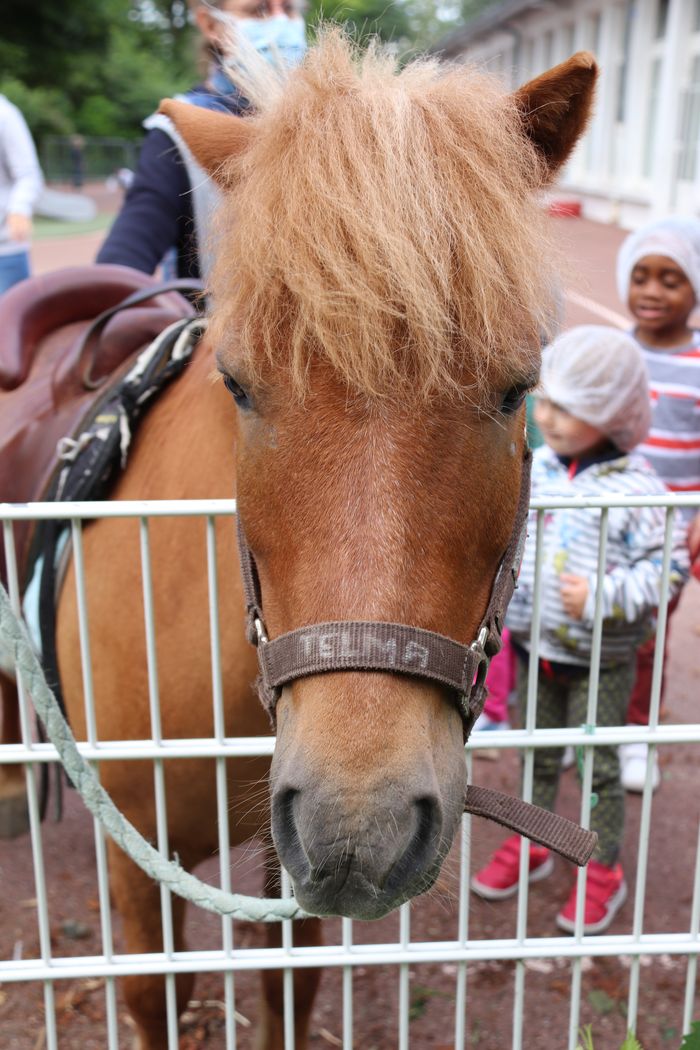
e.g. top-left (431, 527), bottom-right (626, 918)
top-left (306, 0), bottom-right (412, 47)
top-left (0, 0), bottom-right (197, 140)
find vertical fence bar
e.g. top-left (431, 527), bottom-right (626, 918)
top-left (70, 519), bottom-right (98, 744)
top-left (3, 521), bottom-right (33, 746)
top-left (93, 802), bottom-right (120, 1049)
top-left (627, 508), bottom-right (675, 1032)
top-left (398, 902), bottom-right (411, 1050)
top-left (70, 518), bottom-right (120, 1048)
top-left (454, 751), bottom-right (473, 1050)
top-left (513, 509), bottom-right (545, 1050)
top-left (206, 516), bottom-right (237, 1049)
top-left (139, 516), bottom-right (179, 1048)
top-left (682, 815), bottom-right (700, 1034)
top-left (3, 519), bottom-right (58, 1050)
top-left (281, 867), bottom-right (296, 1050)
top-left (342, 917), bottom-right (354, 1050)
top-left (568, 507), bottom-right (609, 1050)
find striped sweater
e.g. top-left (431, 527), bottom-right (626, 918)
top-left (636, 332), bottom-right (700, 521)
top-left (506, 446), bottom-right (689, 667)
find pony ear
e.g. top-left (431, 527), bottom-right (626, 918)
top-left (158, 99), bottom-right (256, 187)
top-left (512, 51), bottom-right (598, 182)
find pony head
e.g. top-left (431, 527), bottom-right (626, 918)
top-left (161, 35), bottom-right (596, 919)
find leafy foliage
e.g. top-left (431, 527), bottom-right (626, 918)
top-left (0, 0), bottom-right (196, 140)
top-left (576, 1023), bottom-right (700, 1050)
top-left (1, 0), bottom-right (501, 142)
top-left (307, 0), bottom-right (412, 47)
top-left (680, 1021), bottom-right (700, 1049)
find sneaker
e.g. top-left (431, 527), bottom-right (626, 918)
top-left (472, 712), bottom-right (511, 760)
top-left (561, 745), bottom-right (576, 770)
top-left (556, 861), bottom-right (627, 934)
top-left (619, 740), bottom-right (660, 793)
top-left (471, 834), bottom-right (554, 900)
top-left (473, 712), bottom-right (511, 732)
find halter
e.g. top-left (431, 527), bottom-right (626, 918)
top-left (237, 448), bottom-right (531, 738)
top-left (236, 445), bottom-right (598, 868)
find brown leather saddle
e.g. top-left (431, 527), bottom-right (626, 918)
top-left (0, 264), bottom-right (197, 591)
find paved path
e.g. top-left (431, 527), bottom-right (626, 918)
top-left (29, 182), bottom-right (121, 276)
top-left (29, 204), bottom-right (633, 325)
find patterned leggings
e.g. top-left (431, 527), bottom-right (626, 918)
top-left (517, 658), bottom-right (634, 867)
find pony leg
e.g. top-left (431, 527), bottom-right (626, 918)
top-left (108, 842), bottom-right (195, 1050)
top-left (257, 847), bottom-right (323, 1050)
top-left (0, 673), bottom-right (29, 838)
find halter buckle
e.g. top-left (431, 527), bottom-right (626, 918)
top-left (254, 617), bottom-right (269, 645)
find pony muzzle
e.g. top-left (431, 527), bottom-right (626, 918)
top-left (270, 780), bottom-right (446, 920)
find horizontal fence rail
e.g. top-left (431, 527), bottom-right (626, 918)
top-left (1, 496), bottom-right (699, 1050)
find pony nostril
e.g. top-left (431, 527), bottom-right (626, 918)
top-left (271, 786), bottom-right (310, 882)
top-left (383, 795), bottom-right (442, 895)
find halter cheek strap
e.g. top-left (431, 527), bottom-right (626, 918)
top-left (236, 447), bottom-right (598, 868)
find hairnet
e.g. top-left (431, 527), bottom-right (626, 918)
top-left (539, 325), bottom-right (650, 452)
top-left (616, 216), bottom-right (700, 303)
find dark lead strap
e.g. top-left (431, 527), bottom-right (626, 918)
top-left (464, 785), bottom-right (597, 866)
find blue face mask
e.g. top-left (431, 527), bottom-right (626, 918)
top-left (216, 11), bottom-right (307, 70)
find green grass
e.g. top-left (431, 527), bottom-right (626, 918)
top-left (575, 1021), bottom-right (700, 1050)
top-left (33, 213), bottom-right (114, 239)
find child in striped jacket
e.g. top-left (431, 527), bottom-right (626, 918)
top-left (471, 326), bottom-right (688, 935)
top-left (616, 218), bottom-right (700, 791)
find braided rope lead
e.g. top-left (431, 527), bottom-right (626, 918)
top-left (0, 583), bottom-right (308, 921)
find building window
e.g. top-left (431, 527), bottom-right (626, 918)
top-left (583, 13), bottom-right (602, 175)
top-left (655, 0), bottom-right (670, 39)
top-left (677, 54), bottom-right (700, 181)
top-left (585, 12), bottom-right (602, 54)
top-left (542, 30), bottom-right (553, 69)
top-left (643, 58), bottom-right (662, 177)
top-left (616, 0), bottom-right (636, 123)
top-left (563, 23), bottom-right (575, 59)
top-left (522, 37), bottom-right (534, 82)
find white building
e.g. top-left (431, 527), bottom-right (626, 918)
top-left (433, 0), bottom-right (700, 228)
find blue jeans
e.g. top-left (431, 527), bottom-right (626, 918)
top-left (0, 250), bottom-right (30, 294)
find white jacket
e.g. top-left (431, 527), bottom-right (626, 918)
top-left (0, 95), bottom-right (43, 254)
top-left (506, 445), bottom-right (689, 666)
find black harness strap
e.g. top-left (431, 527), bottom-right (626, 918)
top-left (33, 313), bottom-right (204, 820)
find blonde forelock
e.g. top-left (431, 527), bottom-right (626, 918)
top-left (208, 30), bottom-right (554, 404)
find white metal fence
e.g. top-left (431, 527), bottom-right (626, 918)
top-left (1, 495), bottom-right (699, 1050)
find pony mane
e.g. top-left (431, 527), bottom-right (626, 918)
top-left (209, 30), bottom-right (555, 403)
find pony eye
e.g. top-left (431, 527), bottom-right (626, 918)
top-left (222, 373), bottom-right (252, 410)
top-left (500, 385), bottom-right (528, 415)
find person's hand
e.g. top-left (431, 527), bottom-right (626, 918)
top-left (688, 509), bottom-right (700, 563)
top-left (559, 573), bottom-right (589, 620)
top-left (7, 212), bottom-right (32, 241)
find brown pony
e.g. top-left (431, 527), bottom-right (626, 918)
top-left (9, 34), bottom-right (595, 1049)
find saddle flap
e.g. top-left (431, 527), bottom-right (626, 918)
top-left (0, 264), bottom-right (193, 391)
top-left (0, 265), bottom-right (198, 590)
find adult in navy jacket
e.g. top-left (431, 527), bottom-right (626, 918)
top-left (97, 0), bottom-right (307, 282)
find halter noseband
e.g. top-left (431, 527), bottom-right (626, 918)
top-left (236, 445), bottom-right (598, 868)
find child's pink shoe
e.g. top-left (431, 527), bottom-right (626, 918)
top-left (471, 834), bottom-right (554, 900)
top-left (556, 861), bottom-right (627, 934)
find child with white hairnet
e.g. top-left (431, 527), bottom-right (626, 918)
top-left (617, 216), bottom-right (700, 792)
top-left (471, 325), bottom-right (689, 935)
